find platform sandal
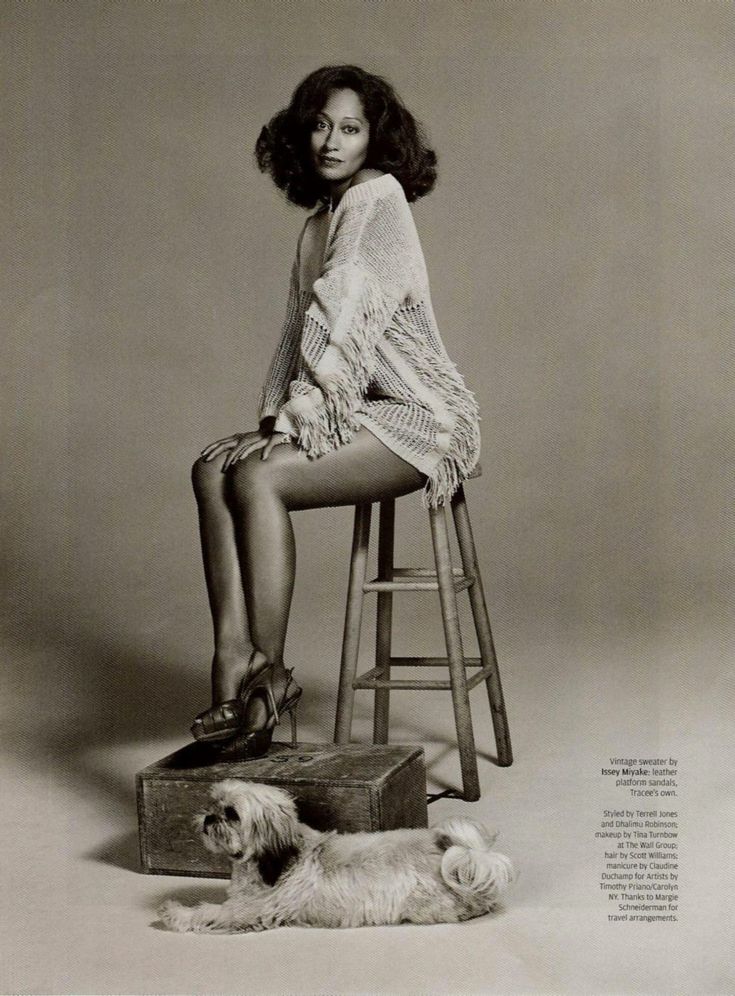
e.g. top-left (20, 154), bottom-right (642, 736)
top-left (224, 667), bottom-right (302, 759)
top-left (190, 649), bottom-right (270, 744)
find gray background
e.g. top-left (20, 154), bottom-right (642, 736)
top-left (2, 1), bottom-right (732, 993)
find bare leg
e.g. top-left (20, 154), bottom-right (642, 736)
top-left (228, 428), bottom-right (425, 714)
top-left (191, 453), bottom-right (257, 703)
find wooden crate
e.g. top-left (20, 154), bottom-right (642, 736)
top-left (136, 741), bottom-right (427, 877)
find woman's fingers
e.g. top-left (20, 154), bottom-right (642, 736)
top-left (202, 431), bottom-right (264, 462)
top-left (201, 442), bottom-right (232, 462)
top-left (201, 436), bottom-right (239, 460)
top-left (222, 436), bottom-right (267, 471)
top-left (261, 433), bottom-right (289, 460)
top-left (208, 431), bottom-right (287, 470)
top-left (225, 439), bottom-right (265, 468)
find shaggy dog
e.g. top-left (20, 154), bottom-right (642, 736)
top-left (159, 779), bottom-right (514, 932)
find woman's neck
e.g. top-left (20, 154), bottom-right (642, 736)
top-left (328, 177), bottom-right (353, 211)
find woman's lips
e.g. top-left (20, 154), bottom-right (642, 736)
top-left (320, 157), bottom-right (343, 166)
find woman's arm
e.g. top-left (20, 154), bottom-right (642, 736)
top-left (257, 256), bottom-right (303, 431)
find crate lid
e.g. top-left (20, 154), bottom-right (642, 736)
top-left (138, 741), bottom-right (424, 788)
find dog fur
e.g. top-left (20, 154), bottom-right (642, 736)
top-left (158, 779), bottom-right (514, 932)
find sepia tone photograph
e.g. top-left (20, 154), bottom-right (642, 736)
top-left (1, 0), bottom-right (732, 992)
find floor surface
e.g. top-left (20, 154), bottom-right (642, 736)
top-left (2, 621), bottom-right (732, 995)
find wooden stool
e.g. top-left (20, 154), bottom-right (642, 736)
top-left (334, 468), bottom-right (512, 802)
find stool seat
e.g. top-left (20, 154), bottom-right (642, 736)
top-left (334, 478), bottom-right (512, 802)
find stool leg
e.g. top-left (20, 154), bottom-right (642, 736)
top-left (334, 504), bottom-right (372, 744)
top-left (429, 504), bottom-right (481, 801)
top-left (373, 499), bottom-right (395, 744)
top-left (451, 487), bottom-right (513, 767)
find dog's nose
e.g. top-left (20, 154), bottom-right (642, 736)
top-left (203, 814), bottom-right (218, 831)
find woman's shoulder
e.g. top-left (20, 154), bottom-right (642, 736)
top-left (350, 168), bottom-right (387, 188)
top-left (303, 171), bottom-right (391, 224)
top-left (304, 173), bottom-right (404, 230)
top-left (339, 171), bottom-right (405, 210)
top-left (346, 170), bottom-right (402, 198)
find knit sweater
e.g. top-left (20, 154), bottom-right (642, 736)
top-left (257, 172), bottom-right (480, 507)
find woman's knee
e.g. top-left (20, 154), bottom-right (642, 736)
top-left (229, 452), bottom-right (279, 509)
top-left (191, 453), bottom-right (226, 496)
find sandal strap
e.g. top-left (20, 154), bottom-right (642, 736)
top-left (241, 670), bottom-right (302, 726)
top-left (195, 698), bottom-right (242, 735)
top-left (194, 665), bottom-right (301, 743)
top-left (278, 673), bottom-right (302, 712)
top-left (193, 650), bottom-right (270, 735)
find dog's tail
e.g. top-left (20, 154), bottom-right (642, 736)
top-left (436, 819), bottom-right (514, 909)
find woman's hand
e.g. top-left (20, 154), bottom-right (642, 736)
top-left (200, 431), bottom-right (290, 471)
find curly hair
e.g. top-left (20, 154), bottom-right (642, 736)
top-left (255, 65), bottom-right (437, 208)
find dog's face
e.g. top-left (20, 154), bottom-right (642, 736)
top-left (199, 780), bottom-right (301, 871)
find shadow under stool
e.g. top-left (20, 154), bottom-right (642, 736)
top-left (334, 467), bottom-right (513, 802)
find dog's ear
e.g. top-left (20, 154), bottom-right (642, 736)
top-left (252, 793), bottom-right (300, 849)
top-left (257, 843), bottom-right (300, 886)
top-left (249, 790), bottom-right (302, 882)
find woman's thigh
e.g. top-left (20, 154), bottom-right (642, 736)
top-left (234, 428), bottom-right (426, 512)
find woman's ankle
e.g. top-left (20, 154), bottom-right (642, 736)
top-left (211, 644), bottom-right (257, 703)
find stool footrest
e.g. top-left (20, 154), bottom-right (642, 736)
top-left (389, 656), bottom-right (483, 668)
top-left (465, 665), bottom-right (499, 690)
top-left (392, 567), bottom-right (464, 577)
top-left (364, 577), bottom-right (473, 593)
top-left (354, 667), bottom-right (453, 691)
top-left (354, 659), bottom-right (493, 692)
top-left (364, 578), bottom-right (439, 591)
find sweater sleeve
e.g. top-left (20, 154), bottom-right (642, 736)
top-left (278, 189), bottom-right (409, 456)
top-left (257, 256), bottom-right (302, 429)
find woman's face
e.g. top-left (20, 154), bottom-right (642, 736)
top-left (310, 88), bottom-right (370, 188)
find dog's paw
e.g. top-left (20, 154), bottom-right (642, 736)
top-left (157, 899), bottom-right (195, 932)
top-left (161, 900), bottom-right (234, 933)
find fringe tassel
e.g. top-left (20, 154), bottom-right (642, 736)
top-left (288, 395), bottom-right (346, 457)
top-left (288, 275), bottom-right (393, 459)
top-left (424, 457), bottom-right (461, 509)
top-left (386, 318), bottom-right (481, 432)
top-left (386, 318), bottom-right (481, 508)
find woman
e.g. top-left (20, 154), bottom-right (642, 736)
top-left (190, 65), bottom-right (480, 753)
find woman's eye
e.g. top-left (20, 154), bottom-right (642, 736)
top-left (343, 126), bottom-right (358, 134)
top-left (314, 120), bottom-right (328, 131)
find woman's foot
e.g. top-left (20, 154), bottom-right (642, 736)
top-left (228, 665), bottom-right (302, 756)
top-left (213, 652), bottom-right (290, 730)
top-left (211, 644), bottom-right (260, 704)
top-left (238, 662), bottom-right (290, 732)
top-left (191, 647), bottom-right (270, 743)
